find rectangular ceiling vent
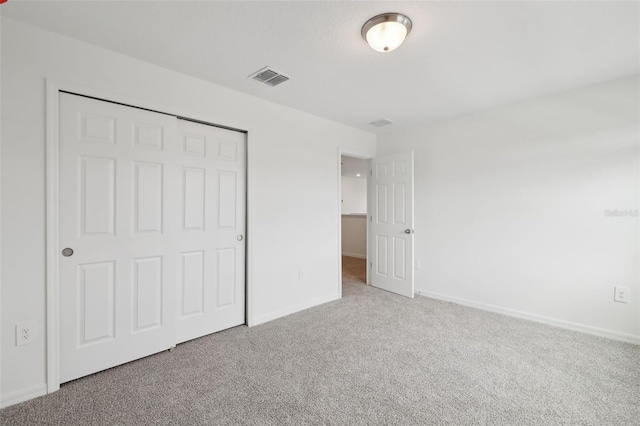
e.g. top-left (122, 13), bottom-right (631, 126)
top-left (369, 118), bottom-right (393, 127)
top-left (249, 66), bottom-right (290, 87)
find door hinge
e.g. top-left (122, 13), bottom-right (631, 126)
top-left (370, 215), bottom-right (372, 222)
top-left (370, 262), bottom-right (372, 268)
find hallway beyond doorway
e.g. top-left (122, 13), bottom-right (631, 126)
top-left (341, 256), bottom-right (366, 285)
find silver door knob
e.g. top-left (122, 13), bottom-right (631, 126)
top-left (62, 248), bottom-right (74, 257)
top-left (404, 229), bottom-right (412, 234)
top-left (237, 235), bottom-right (244, 241)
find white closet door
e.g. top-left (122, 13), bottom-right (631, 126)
top-left (370, 152), bottom-right (415, 298)
top-left (59, 93), bottom-right (180, 383)
top-left (176, 119), bottom-right (246, 343)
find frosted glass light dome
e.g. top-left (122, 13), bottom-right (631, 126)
top-left (362, 13), bottom-right (412, 53)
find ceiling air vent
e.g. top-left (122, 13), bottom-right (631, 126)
top-left (369, 118), bottom-right (393, 127)
top-left (249, 67), bottom-right (290, 87)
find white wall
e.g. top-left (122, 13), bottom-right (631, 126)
top-left (341, 176), bottom-right (367, 214)
top-left (0, 18), bottom-right (376, 406)
top-left (341, 215), bottom-right (367, 259)
top-left (378, 76), bottom-right (640, 343)
top-left (341, 175), bottom-right (367, 258)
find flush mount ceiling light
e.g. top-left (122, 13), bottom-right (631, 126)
top-left (361, 12), bottom-right (412, 53)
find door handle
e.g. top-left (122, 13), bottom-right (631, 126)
top-left (62, 248), bottom-right (74, 257)
top-left (404, 229), bottom-right (413, 234)
top-left (237, 235), bottom-right (244, 241)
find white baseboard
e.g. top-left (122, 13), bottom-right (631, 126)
top-left (416, 289), bottom-right (640, 345)
top-left (342, 252), bottom-right (366, 259)
top-left (1, 382), bottom-right (47, 409)
top-left (250, 293), bottom-right (339, 326)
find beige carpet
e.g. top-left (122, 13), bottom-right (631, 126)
top-left (1, 263), bottom-right (639, 425)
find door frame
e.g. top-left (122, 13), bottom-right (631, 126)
top-left (45, 79), bottom-right (252, 393)
top-left (337, 148), bottom-right (372, 297)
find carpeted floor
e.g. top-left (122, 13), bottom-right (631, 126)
top-left (1, 258), bottom-right (639, 425)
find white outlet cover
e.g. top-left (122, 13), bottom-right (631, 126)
top-left (16, 321), bottom-right (36, 346)
top-left (614, 286), bottom-right (630, 304)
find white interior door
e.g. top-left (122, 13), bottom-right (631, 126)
top-left (369, 152), bottom-right (414, 298)
top-left (175, 119), bottom-right (246, 344)
top-left (59, 93), bottom-right (180, 383)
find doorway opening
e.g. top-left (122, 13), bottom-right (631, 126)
top-left (340, 155), bottom-right (370, 289)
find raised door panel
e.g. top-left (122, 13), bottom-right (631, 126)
top-left (183, 167), bottom-right (206, 230)
top-left (183, 133), bottom-right (206, 157)
top-left (376, 235), bottom-right (388, 277)
top-left (134, 162), bottom-right (163, 234)
top-left (80, 157), bottom-right (116, 237)
top-left (80, 113), bottom-right (116, 145)
top-left (376, 163), bottom-right (389, 179)
top-left (133, 122), bottom-right (164, 151)
top-left (218, 139), bottom-right (238, 161)
top-left (180, 251), bottom-right (205, 317)
top-left (393, 160), bottom-right (406, 177)
top-left (216, 248), bottom-right (236, 308)
top-left (132, 257), bottom-right (163, 332)
top-left (393, 183), bottom-right (406, 225)
top-left (78, 261), bottom-right (115, 346)
top-left (218, 171), bottom-right (237, 229)
top-left (376, 184), bottom-right (389, 224)
top-left (393, 237), bottom-right (406, 281)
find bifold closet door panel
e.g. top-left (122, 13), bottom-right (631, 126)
top-left (58, 93), bottom-right (180, 383)
top-left (175, 119), bottom-right (246, 344)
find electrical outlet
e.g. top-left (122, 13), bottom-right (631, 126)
top-left (614, 286), bottom-right (630, 303)
top-left (16, 321), bottom-right (36, 346)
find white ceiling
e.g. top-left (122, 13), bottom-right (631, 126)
top-left (341, 155), bottom-right (369, 179)
top-left (3, 1), bottom-right (638, 134)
